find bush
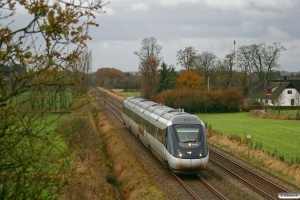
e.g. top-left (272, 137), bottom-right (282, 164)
top-left (155, 88), bottom-right (244, 113)
top-left (241, 105), bottom-right (264, 112)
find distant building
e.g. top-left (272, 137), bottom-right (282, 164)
top-left (244, 77), bottom-right (300, 107)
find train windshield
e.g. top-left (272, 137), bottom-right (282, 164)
top-left (174, 124), bottom-right (201, 143)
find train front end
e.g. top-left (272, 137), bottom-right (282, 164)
top-left (165, 115), bottom-right (209, 174)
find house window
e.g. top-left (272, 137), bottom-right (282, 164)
top-left (291, 99), bottom-right (295, 106)
top-left (265, 99), bottom-right (268, 104)
top-left (266, 89), bottom-right (272, 95)
top-left (287, 90), bottom-right (292, 94)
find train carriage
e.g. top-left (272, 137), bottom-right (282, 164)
top-left (122, 97), bottom-right (209, 174)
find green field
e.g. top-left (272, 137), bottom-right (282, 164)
top-left (196, 112), bottom-right (300, 162)
top-left (113, 89), bottom-right (141, 98)
top-left (9, 90), bottom-right (74, 111)
top-left (266, 108), bottom-right (300, 116)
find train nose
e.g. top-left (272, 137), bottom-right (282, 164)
top-left (180, 158), bottom-right (206, 170)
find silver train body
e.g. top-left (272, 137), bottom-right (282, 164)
top-left (122, 97), bottom-right (209, 174)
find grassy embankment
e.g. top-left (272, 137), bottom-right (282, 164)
top-left (197, 112), bottom-right (300, 187)
top-left (58, 94), bottom-right (165, 200)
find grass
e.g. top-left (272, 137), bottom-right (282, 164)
top-left (196, 112), bottom-right (300, 162)
top-left (9, 90), bottom-right (74, 111)
top-left (266, 108), bottom-right (300, 116)
top-left (112, 89), bottom-right (141, 98)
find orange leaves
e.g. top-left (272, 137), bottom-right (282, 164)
top-left (176, 70), bottom-right (205, 90)
top-left (155, 88), bottom-right (244, 113)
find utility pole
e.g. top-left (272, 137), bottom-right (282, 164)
top-left (207, 76), bottom-right (209, 91)
top-left (233, 40), bottom-right (237, 71)
top-left (231, 40), bottom-right (237, 87)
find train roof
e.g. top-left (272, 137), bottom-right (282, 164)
top-left (124, 96), bottom-right (192, 121)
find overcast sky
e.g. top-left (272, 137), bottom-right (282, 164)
top-left (85, 0), bottom-right (300, 73)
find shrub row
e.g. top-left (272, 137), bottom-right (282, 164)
top-left (241, 105), bottom-right (264, 112)
top-left (154, 88), bottom-right (244, 113)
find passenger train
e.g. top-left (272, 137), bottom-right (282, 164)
top-left (122, 97), bottom-right (209, 174)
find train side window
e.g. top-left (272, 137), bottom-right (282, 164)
top-left (137, 114), bottom-right (142, 125)
top-left (129, 109), bottom-right (134, 119)
top-left (157, 128), bottom-right (166, 144)
top-left (142, 118), bottom-right (148, 131)
top-left (134, 113), bottom-right (138, 123)
top-left (148, 123), bottom-right (155, 136)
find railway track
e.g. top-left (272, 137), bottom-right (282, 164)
top-left (209, 149), bottom-right (288, 200)
top-left (91, 87), bottom-right (296, 199)
top-left (91, 88), bottom-right (227, 199)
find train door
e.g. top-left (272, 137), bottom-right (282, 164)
top-left (164, 130), bottom-right (170, 163)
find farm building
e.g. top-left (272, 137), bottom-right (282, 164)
top-left (244, 77), bottom-right (300, 107)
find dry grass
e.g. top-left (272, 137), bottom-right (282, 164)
top-left (250, 110), bottom-right (299, 120)
top-left (207, 130), bottom-right (300, 188)
top-left (97, 111), bottom-right (166, 200)
top-left (60, 96), bottom-right (116, 200)
top-left (97, 87), bottom-right (125, 102)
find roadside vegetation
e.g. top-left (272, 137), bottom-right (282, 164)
top-left (58, 96), bottom-right (116, 199)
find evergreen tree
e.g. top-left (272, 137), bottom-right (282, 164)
top-left (157, 62), bottom-right (178, 93)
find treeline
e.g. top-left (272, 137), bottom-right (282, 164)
top-left (90, 68), bottom-right (141, 91)
top-left (155, 88), bottom-right (243, 113)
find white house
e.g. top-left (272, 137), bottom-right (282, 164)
top-left (244, 78), bottom-right (300, 107)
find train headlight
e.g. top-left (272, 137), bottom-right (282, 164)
top-left (188, 143), bottom-right (192, 147)
top-left (178, 152), bottom-right (182, 157)
top-left (199, 153), bottom-right (202, 157)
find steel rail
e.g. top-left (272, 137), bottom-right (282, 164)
top-left (198, 176), bottom-right (228, 200)
top-left (210, 149), bottom-right (288, 193)
top-left (209, 159), bottom-right (277, 200)
top-left (170, 172), bottom-right (202, 200)
top-left (94, 94), bottom-right (124, 123)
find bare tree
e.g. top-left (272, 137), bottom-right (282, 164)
top-left (262, 42), bottom-right (286, 81)
top-left (238, 42), bottom-right (286, 82)
top-left (237, 45), bottom-right (252, 85)
top-left (223, 52), bottom-right (235, 87)
top-left (134, 37), bottom-right (162, 100)
top-left (73, 49), bottom-right (93, 94)
top-left (195, 51), bottom-right (218, 85)
top-left (176, 46), bottom-right (197, 70)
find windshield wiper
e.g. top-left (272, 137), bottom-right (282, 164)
top-left (183, 140), bottom-right (196, 143)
